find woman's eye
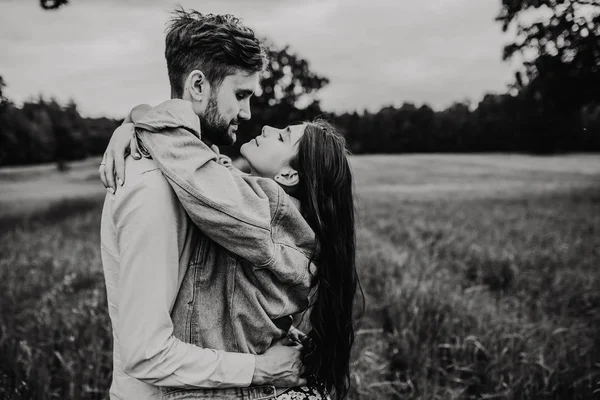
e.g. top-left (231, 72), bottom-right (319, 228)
top-left (278, 133), bottom-right (284, 142)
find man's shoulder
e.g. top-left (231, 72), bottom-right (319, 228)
top-left (120, 156), bottom-right (179, 204)
top-left (124, 156), bottom-right (173, 190)
top-left (124, 155), bottom-right (161, 177)
top-left (135, 99), bottom-right (200, 137)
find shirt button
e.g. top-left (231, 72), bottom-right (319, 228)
top-left (263, 387), bottom-right (274, 395)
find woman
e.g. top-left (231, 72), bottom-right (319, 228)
top-left (102, 100), bottom-right (360, 399)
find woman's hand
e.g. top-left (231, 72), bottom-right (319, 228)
top-left (217, 154), bottom-right (233, 169)
top-left (209, 144), bottom-right (233, 170)
top-left (99, 123), bottom-right (141, 193)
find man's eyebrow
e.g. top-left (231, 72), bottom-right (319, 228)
top-left (286, 126), bottom-right (292, 140)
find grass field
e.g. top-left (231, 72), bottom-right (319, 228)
top-left (1, 154), bottom-right (599, 399)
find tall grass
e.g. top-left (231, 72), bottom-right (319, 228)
top-left (349, 188), bottom-right (600, 399)
top-left (0, 157), bottom-right (599, 399)
top-left (0, 198), bottom-right (112, 400)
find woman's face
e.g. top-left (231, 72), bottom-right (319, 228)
top-left (240, 124), bottom-right (306, 179)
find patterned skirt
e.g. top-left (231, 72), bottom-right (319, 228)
top-left (277, 386), bottom-right (329, 400)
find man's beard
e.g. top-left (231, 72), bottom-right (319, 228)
top-left (200, 93), bottom-right (236, 146)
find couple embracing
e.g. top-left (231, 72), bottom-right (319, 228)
top-left (99, 8), bottom-right (360, 400)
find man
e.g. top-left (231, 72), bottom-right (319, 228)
top-left (99, 10), bottom-right (304, 400)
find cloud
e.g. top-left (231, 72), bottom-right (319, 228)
top-left (0, 0), bottom-right (517, 117)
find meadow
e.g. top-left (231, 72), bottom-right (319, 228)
top-left (1, 154), bottom-right (599, 399)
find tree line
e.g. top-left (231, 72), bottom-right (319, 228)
top-left (329, 95), bottom-right (600, 154)
top-left (1, 77), bottom-right (598, 167)
top-left (0, 90), bottom-right (120, 166)
top-left (0, 0), bottom-right (597, 167)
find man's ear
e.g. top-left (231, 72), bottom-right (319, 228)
top-left (274, 168), bottom-right (299, 188)
top-left (186, 70), bottom-right (208, 101)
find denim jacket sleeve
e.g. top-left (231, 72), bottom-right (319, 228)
top-left (134, 100), bottom-right (315, 283)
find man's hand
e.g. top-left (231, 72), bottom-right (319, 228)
top-left (252, 339), bottom-right (306, 387)
top-left (99, 123), bottom-right (140, 193)
top-left (287, 325), bottom-right (308, 345)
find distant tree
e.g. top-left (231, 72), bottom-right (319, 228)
top-left (256, 42), bottom-right (329, 109)
top-left (0, 76), bottom-right (7, 108)
top-left (394, 103), bottom-right (429, 152)
top-left (413, 105), bottom-right (436, 152)
top-left (0, 76), bottom-right (13, 164)
top-left (0, 92), bottom-right (119, 166)
top-left (335, 111), bottom-right (364, 153)
top-left (472, 93), bottom-right (524, 151)
top-left (435, 102), bottom-right (473, 152)
top-left (40, 0), bottom-right (69, 10)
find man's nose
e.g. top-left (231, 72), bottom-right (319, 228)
top-left (238, 99), bottom-right (251, 121)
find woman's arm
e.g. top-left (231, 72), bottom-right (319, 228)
top-left (122, 103), bottom-right (152, 124)
top-left (139, 126), bottom-right (287, 267)
top-left (129, 103), bottom-right (152, 124)
top-left (100, 104), bottom-right (152, 190)
top-left (134, 100), bottom-right (314, 275)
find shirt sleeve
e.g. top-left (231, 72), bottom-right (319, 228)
top-left (112, 167), bottom-right (255, 388)
top-left (137, 128), bottom-right (277, 267)
top-left (135, 100), bottom-right (315, 284)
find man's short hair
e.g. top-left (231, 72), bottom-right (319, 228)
top-left (165, 8), bottom-right (268, 98)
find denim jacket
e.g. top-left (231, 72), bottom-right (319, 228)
top-left (134, 99), bottom-right (316, 359)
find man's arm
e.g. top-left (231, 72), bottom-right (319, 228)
top-left (113, 164), bottom-right (257, 388)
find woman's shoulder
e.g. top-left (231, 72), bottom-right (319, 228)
top-left (249, 178), bottom-right (315, 257)
top-left (241, 176), bottom-right (301, 214)
top-left (240, 175), bottom-right (285, 203)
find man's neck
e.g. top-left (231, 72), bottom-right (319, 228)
top-left (171, 91), bottom-right (215, 152)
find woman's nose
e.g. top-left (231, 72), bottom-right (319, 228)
top-left (262, 126), bottom-right (274, 137)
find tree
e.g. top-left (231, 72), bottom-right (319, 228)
top-left (0, 76), bottom-right (14, 165)
top-left (497, 0), bottom-right (600, 152)
top-left (259, 42), bottom-right (329, 109)
top-left (498, 0), bottom-right (599, 96)
top-left (40, 0), bottom-right (69, 10)
top-left (0, 76), bottom-right (7, 109)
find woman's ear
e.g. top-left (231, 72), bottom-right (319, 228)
top-left (274, 168), bottom-right (299, 188)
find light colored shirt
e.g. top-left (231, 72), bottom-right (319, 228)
top-left (100, 155), bottom-right (255, 400)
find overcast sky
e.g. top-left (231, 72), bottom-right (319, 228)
top-left (0, 0), bottom-right (521, 118)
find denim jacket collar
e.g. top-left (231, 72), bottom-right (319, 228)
top-left (135, 99), bottom-right (201, 137)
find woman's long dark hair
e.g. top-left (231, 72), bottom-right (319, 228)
top-left (290, 120), bottom-right (360, 399)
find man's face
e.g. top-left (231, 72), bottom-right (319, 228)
top-left (201, 71), bottom-right (260, 146)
